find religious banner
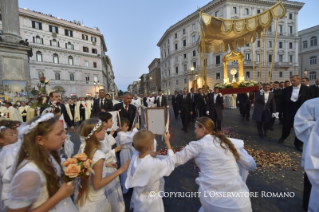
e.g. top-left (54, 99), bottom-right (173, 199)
top-left (145, 107), bottom-right (167, 136)
top-left (2, 80), bottom-right (27, 102)
top-left (0, 95), bottom-right (8, 102)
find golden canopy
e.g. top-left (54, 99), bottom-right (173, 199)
top-left (199, 1), bottom-right (286, 54)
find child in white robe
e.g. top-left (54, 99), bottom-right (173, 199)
top-left (7, 114), bottom-right (78, 212)
top-left (76, 118), bottom-right (130, 212)
top-left (99, 112), bottom-right (125, 212)
top-left (117, 118), bottom-right (139, 194)
top-left (125, 130), bottom-right (175, 212)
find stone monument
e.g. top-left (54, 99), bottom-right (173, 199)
top-left (0, 0), bottom-right (32, 101)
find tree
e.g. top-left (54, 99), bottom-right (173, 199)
top-left (118, 90), bottom-right (124, 96)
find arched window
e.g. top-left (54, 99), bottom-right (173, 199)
top-left (38, 71), bottom-right (44, 79)
top-left (310, 56), bottom-right (317, 65)
top-left (51, 39), bottom-right (58, 47)
top-left (36, 51), bottom-right (42, 62)
top-left (66, 42), bottom-right (73, 50)
top-left (53, 53), bottom-right (59, 64)
top-left (35, 36), bottom-right (42, 44)
top-left (70, 73), bottom-right (75, 81)
top-left (311, 36), bottom-right (317, 47)
top-left (55, 73), bottom-right (60, 80)
top-left (309, 71), bottom-right (317, 80)
top-left (68, 56), bottom-right (73, 65)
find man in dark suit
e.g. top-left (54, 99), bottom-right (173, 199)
top-left (270, 81), bottom-right (282, 128)
top-left (196, 88), bottom-right (207, 117)
top-left (172, 91), bottom-right (179, 119)
top-left (113, 92), bottom-right (137, 130)
top-left (206, 86), bottom-right (224, 131)
top-left (91, 89), bottom-right (113, 117)
top-left (252, 83), bottom-right (276, 138)
top-left (278, 75), bottom-right (313, 151)
top-left (189, 88), bottom-right (196, 121)
top-left (237, 92), bottom-right (253, 121)
top-left (154, 90), bottom-right (168, 107)
top-left (177, 89), bottom-right (193, 133)
top-left (143, 94), bottom-right (148, 107)
top-left (310, 79), bottom-right (319, 98)
top-left (41, 92), bottom-right (75, 132)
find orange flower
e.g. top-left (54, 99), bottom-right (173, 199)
top-left (83, 159), bottom-right (92, 170)
top-left (64, 164), bottom-right (81, 178)
top-left (73, 153), bottom-right (88, 161)
top-left (62, 158), bottom-right (77, 167)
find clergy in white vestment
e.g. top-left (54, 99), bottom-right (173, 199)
top-left (64, 102), bottom-right (74, 122)
top-left (4, 103), bottom-right (22, 122)
top-left (174, 117), bottom-right (255, 212)
top-left (294, 98), bottom-right (319, 211)
top-left (18, 102), bottom-right (29, 122)
top-left (131, 94), bottom-right (142, 114)
top-left (85, 97), bottom-right (94, 119)
top-left (146, 94), bottom-right (156, 108)
top-left (73, 100), bottom-right (81, 122)
top-left (125, 130), bottom-right (175, 212)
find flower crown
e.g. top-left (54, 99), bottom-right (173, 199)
top-left (19, 113), bottom-right (54, 136)
top-left (85, 120), bottom-right (102, 139)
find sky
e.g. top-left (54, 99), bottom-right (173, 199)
top-left (20, 0), bottom-right (319, 91)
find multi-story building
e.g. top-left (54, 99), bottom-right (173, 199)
top-left (299, 25), bottom-right (319, 85)
top-left (157, 0), bottom-right (304, 94)
top-left (104, 55), bottom-right (117, 95)
top-left (132, 81), bottom-right (140, 95)
top-left (0, 8), bottom-right (117, 97)
top-left (127, 83), bottom-right (133, 93)
top-left (139, 73), bottom-right (149, 95)
top-left (148, 58), bottom-right (161, 94)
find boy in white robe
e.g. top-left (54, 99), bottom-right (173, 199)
top-left (4, 103), bottom-right (22, 122)
top-left (125, 130), bottom-right (175, 212)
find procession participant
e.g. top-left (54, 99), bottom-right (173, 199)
top-left (85, 96), bottom-right (94, 119)
top-left (279, 81), bottom-right (285, 89)
top-left (177, 89), bottom-right (193, 133)
top-left (237, 93), bottom-right (253, 121)
top-left (18, 101), bottom-right (29, 122)
top-left (113, 95), bottom-right (120, 105)
top-left (118, 95), bottom-right (123, 103)
top-left (79, 97), bottom-right (86, 124)
top-left (98, 112), bottom-right (124, 212)
top-left (206, 86), bottom-right (223, 131)
top-left (7, 114), bottom-right (77, 212)
top-left (114, 92), bottom-right (137, 131)
top-left (252, 83), bottom-right (276, 138)
top-left (171, 91), bottom-right (179, 119)
top-left (14, 92), bottom-right (20, 97)
top-left (105, 94), bottom-right (111, 100)
top-left (91, 89), bottom-right (113, 117)
top-left (310, 78), bottom-right (319, 98)
top-left (131, 94), bottom-right (142, 115)
top-left (284, 80), bottom-right (290, 88)
top-left (125, 130), bottom-right (175, 212)
top-left (146, 93), bottom-right (156, 108)
top-left (154, 90), bottom-right (167, 108)
top-left (278, 75), bottom-right (313, 151)
top-left (270, 81), bottom-right (282, 128)
top-left (64, 99), bottom-right (74, 124)
top-left (5, 102), bottom-right (22, 122)
top-left (294, 97), bottom-right (319, 211)
top-left (142, 94), bottom-right (148, 108)
top-left (196, 88), bottom-right (207, 118)
top-left (76, 118), bottom-right (130, 212)
top-left (173, 117), bottom-right (255, 212)
top-left (189, 88), bottom-right (196, 121)
top-left (13, 104), bottom-right (19, 110)
top-left (117, 119), bottom-right (139, 194)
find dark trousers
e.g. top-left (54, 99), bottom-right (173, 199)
top-left (240, 104), bottom-right (250, 119)
top-left (256, 109), bottom-right (271, 135)
top-left (181, 108), bottom-right (189, 130)
top-left (198, 107), bottom-right (206, 117)
top-left (191, 102), bottom-right (196, 121)
top-left (303, 172), bottom-right (312, 211)
top-left (22, 116), bottom-right (26, 122)
top-left (279, 111), bottom-right (283, 123)
top-left (212, 109), bottom-right (221, 131)
top-left (173, 104), bottom-right (178, 118)
top-left (280, 126), bottom-right (303, 148)
top-left (270, 117), bottom-right (276, 128)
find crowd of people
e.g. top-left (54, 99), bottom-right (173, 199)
top-left (0, 75), bottom-right (318, 211)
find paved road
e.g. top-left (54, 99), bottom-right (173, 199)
top-left (68, 104), bottom-right (304, 212)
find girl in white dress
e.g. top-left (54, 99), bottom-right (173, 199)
top-left (7, 113), bottom-right (77, 212)
top-left (98, 112), bottom-right (125, 212)
top-left (174, 117), bottom-right (256, 212)
top-left (117, 118), bottom-right (139, 194)
top-left (76, 118), bottom-right (130, 212)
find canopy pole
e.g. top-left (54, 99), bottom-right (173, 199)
top-left (251, 37), bottom-right (255, 81)
top-left (269, 18), bottom-right (279, 83)
top-left (264, 29), bottom-right (267, 83)
top-left (258, 33), bottom-right (262, 86)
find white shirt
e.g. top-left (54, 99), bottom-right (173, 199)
top-left (99, 98), bottom-right (105, 108)
top-left (291, 84), bottom-right (301, 102)
top-left (123, 102), bottom-right (129, 111)
top-left (214, 93), bottom-right (218, 103)
top-left (264, 91), bottom-right (269, 104)
top-left (157, 95), bottom-right (162, 106)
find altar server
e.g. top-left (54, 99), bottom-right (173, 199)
top-left (18, 101), bottom-right (29, 122)
top-left (131, 94), bottom-right (142, 114)
top-left (294, 97), bottom-right (319, 211)
top-left (85, 96), bottom-right (94, 118)
top-left (146, 93), bottom-right (156, 107)
top-left (173, 117), bottom-right (255, 212)
top-left (4, 102), bottom-right (22, 122)
top-left (125, 130), bottom-right (175, 212)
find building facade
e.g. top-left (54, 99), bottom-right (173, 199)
top-left (104, 55), bottom-right (118, 95)
top-left (139, 73), bottom-right (149, 95)
top-left (157, 0), bottom-right (304, 94)
top-left (132, 81), bottom-right (140, 95)
top-left (298, 25), bottom-right (319, 85)
top-left (0, 8), bottom-right (117, 97)
top-left (148, 58), bottom-right (161, 94)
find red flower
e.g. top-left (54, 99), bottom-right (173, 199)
top-left (56, 102), bottom-right (60, 106)
top-left (40, 77), bottom-right (46, 83)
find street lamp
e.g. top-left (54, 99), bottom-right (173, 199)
top-left (191, 66), bottom-right (195, 71)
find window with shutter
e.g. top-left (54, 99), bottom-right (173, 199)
top-left (50, 40), bottom-right (52, 46)
top-left (32, 21), bottom-right (35, 28)
top-left (49, 25), bottom-right (52, 32)
top-left (33, 37), bottom-right (35, 43)
top-left (39, 23), bottom-right (42, 30)
top-left (41, 38), bottom-right (43, 44)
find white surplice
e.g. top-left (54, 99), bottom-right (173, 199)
top-left (100, 134), bottom-right (125, 212)
top-left (125, 149), bottom-right (175, 212)
top-left (85, 100), bottom-right (93, 119)
top-left (6, 106), bottom-right (22, 122)
top-left (7, 155), bottom-right (77, 212)
top-left (131, 98), bottom-right (142, 114)
top-left (174, 134), bottom-right (254, 212)
top-left (146, 97), bottom-right (156, 107)
top-left (117, 128), bottom-right (138, 194)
